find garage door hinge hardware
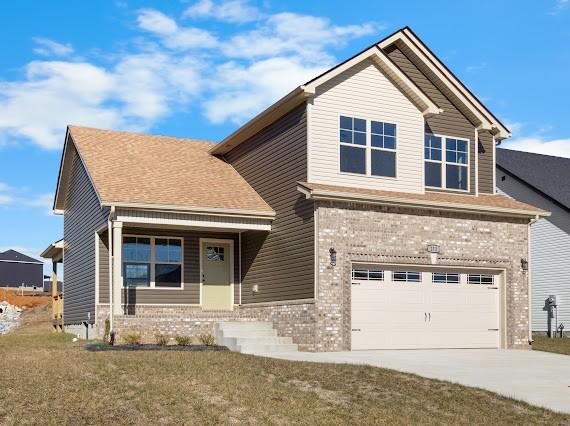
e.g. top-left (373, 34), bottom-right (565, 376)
top-left (488, 287), bottom-right (498, 289)
top-left (488, 329), bottom-right (499, 331)
top-left (352, 329), bottom-right (361, 332)
top-left (352, 282), bottom-right (360, 285)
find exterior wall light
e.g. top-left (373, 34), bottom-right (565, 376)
top-left (329, 248), bottom-right (337, 266)
top-left (521, 258), bottom-right (529, 271)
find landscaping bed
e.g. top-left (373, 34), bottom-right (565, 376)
top-left (532, 335), bottom-right (570, 356)
top-left (86, 343), bottom-right (229, 352)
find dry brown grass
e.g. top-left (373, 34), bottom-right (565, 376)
top-left (533, 335), bottom-right (570, 356)
top-left (1, 310), bottom-right (569, 425)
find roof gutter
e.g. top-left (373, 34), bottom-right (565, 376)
top-left (298, 184), bottom-right (550, 219)
top-left (102, 202), bottom-right (276, 220)
top-left (210, 86), bottom-right (311, 155)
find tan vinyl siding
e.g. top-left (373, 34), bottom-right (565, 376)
top-left (98, 231), bottom-right (109, 304)
top-left (384, 44), bottom-right (477, 194)
top-left (63, 146), bottom-right (109, 324)
top-left (225, 104), bottom-right (314, 303)
top-left (308, 58), bottom-right (425, 193)
top-left (120, 228), bottom-right (239, 305)
top-left (478, 130), bottom-right (495, 194)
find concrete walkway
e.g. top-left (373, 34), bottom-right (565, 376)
top-left (255, 349), bottom-right (570, 414)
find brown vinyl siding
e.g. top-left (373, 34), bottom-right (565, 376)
top-left (478, 130), bottom-right (495, 194)
top-left (384, 44), bottom-right (477, 194)
top-left (63, 145), bottom-right (109, 324)
top-left (98, 231), bottom-right (109, 304)
top-left (120, 228), bottom-right (239, 305)
top-left (224, 104), bottom-right (314, 303)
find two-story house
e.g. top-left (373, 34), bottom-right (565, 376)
top-left (46, 27), bottom-right (546, 351)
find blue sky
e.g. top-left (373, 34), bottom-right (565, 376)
top-left (1, 0), bottom-right (569, 273)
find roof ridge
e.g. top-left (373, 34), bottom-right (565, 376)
top-left (67, 125), bottom-right (219, 145)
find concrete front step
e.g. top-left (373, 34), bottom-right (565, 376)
top-left (237, 343), bottom-right (299, 354)
top-left (214, 321), bottom-right (299, 354)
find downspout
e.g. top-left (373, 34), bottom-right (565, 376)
top-left (108, 206), bottom-right (115, 333)
top-left (528, 214), bottom-right (539, 344)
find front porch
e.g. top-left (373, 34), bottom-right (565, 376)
top-left (95, 207), bottom-right (316, 349)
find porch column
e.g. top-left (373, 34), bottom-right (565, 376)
top-left (112, 221), bottom-right (123, 315)
top-left (51, 261), bottom-right (58, 299)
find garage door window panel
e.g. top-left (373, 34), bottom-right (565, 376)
top-left (392, 271), bottom-right (421, 282)
top-left (468, 274), bottom-right (494, 285)
top-left (352, 267), bottom-right (384, 281)
top-left (432, 272), bottom-right (460, 284)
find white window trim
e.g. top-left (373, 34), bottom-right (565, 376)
top-left (338, 115), bottom-right (398, 180)
top-left (425, 132), bottom-right (470, 192)
top-left (122, 234), bottom-right (184, 290)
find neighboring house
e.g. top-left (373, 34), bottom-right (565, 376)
top-left (43, 278), bottom-right (63, 293)
top-left (0, 249), bottom-right (44, 290)
top-left (496, 149), bottom-right (570, 336)
top-left (46, 27), bottom-right (546, 350)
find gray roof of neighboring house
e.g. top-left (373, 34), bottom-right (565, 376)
top-left (0, 249), bottom-right (43, 264)
top-left (496, 148), bottom-right (570, 210)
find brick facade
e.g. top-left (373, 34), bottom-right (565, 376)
top-left (314, 200), bottom-right (530, 351)
top-left (95, 200), bottom-right (530, 353)
top-left (96, 300), bottom-right (316, 350)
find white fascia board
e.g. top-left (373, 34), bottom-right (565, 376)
top-left (104, 202), bottom-right (275, 219)
top-left (115, 208), bottom-right (272, 232)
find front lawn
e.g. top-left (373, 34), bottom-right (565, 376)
top-left (1, 314), bottom-right (569, 425)
top-left (533, 335), bottom-right (570, 356)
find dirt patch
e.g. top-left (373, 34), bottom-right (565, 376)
top-left (0, 288), bottom-right (51, 309)
top-left (287, 379), bottom-right (352, 405)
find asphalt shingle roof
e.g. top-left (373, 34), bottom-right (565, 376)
top-left (0, 249), bottom-right (42, 263)
top-left (496, 148), bottom-right (570, 210)
top-left (67, 126), bottom-right (274, 214)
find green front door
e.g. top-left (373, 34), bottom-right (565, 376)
top-left (201, 241), bottom-right (232, 310)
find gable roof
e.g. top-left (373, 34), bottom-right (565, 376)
top-left (496, 148), bottom-right (570, 211)
top-left (378, 27), bottom-right (510, 139)
top-left (211, 26), bottom-right (509, 155)
top-left (298, 182), bottom-right (548, 218)
top-left (53, 126), bottom-right (274, 217)
top-left (0, 249), bottom-right (43, 264)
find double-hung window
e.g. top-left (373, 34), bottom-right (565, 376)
top-left (340, 116), bottom-right (397, 177)
top-left (371, 121), bottom-right (397, 177)
top-left (123, 236), bottom-right (183, 289)
top-left (425, 134), bottom-right (469, 191)
top-left (340, 116), bottom-right (367, 174)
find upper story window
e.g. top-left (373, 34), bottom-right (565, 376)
top-left (424, 134), bottom-right (469, 191)
top-left (339, 116), bottom-right (397, 178)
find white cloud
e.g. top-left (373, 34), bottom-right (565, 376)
top-left (137, 9), bottom-right (218, 49)
top-left (549, 0), bottom-right (569, 15)
top-left (501, 137), bottom-right (570, 158)
top-left (183, 0), bottom-right (260, 23)
top-left (223, 13), bottom-right (378, 61)
top-left (204, 57), bottom-right (326, 123)
top-left (0, 6), bottom-right (380, 149)
top-left (0, 183), bottom-right (13, 205)
top-left (33, 38), bottom-right (74, 57)
top-left (23, 193), bottom-right (54, 215)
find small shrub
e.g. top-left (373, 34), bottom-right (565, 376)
top-left (198, 333), bottom-right (215, 346)
top-left (175, 335), bottom-right (192, 346)
top-left (103, 319), bottom-right (110, 344)
top-left (123, 333), bottom-right (142, 345)
top-left (155, 334), bottom-right (169, 346)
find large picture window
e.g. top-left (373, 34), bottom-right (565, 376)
top-left (425, 134), bottom-right (469, 191)
top-left (340, 116), bottom-right (397, 177)
top-left (123, 236), bottom-right (183, 288)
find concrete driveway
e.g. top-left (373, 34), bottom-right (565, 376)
top-left (256, 349), bottom-right (570, 414)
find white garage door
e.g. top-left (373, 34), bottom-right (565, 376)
top-left (351, 265), bottom-right (501, 350)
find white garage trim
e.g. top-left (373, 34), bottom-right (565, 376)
top-left (350, 262), bottom-right (507, 350)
